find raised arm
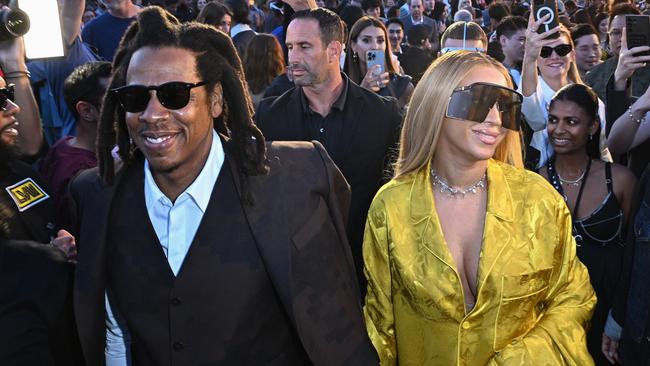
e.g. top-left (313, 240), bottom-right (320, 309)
top-left (0, 37), bottom-right (42, 156)
top-left (61, 0), bottom-right (85, 47)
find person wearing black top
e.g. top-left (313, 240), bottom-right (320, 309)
top-left (256, 9), bottom-right (403, 294)
top-left (0, 202), bottom-right (81, 366)
top-left (538, 84), bottom-right (637, 365)
top-left (398, 24), bottom-right (435, 86)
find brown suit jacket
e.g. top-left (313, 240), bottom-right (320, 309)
top-left (69, 138), bottom-right (378, 366)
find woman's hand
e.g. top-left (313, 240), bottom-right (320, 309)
top-left (523, 12), bottom-right (561, 63)
top-left (613, 30), bottom-right (650, 90)
top-left (360, 64), bottom-right (389, 93)
top-left (521, 11), bottom-right (561, 97)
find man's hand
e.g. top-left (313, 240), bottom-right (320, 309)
top-left (51, 229), bottom-right (77, 263)
top-left (613, 27), bottom-right (650, 91)
top-left (601, 333), bottom-right (620, 365)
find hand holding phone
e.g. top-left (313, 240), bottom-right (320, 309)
top-left (614, 16), bottom-right (650, 89)
top-left (533, 0), bottom-right (559, 39)
top-left (366, 50), bottom-right (386, 75)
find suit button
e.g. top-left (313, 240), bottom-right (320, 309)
top-left (170, 297), bottom-right (181, 306)
top-left (462, 321), bottom-right (470, 329)
top-left (173, 342), bottom-right (184, 351)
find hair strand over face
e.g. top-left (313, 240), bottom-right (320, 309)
top-left (98, 6), bottom-right (268, 202)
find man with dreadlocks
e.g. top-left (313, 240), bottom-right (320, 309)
top-left (68, 6), bottom-right (377, 366)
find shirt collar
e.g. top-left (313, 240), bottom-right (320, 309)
top-left (299, 73), bottom-right (349, 115)
top-left (230, 23), bottom-right (254, 38)
top-left (144, 129), bottom-right (224, 213)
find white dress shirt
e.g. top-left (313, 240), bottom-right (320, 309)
top-left (105, 130), bottom-right (225, 366)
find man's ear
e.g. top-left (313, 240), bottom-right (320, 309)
top-left (499, 34), bottom-right (507, 47)
top-left (210, 83), bottom-right (224, 119)
top-left (327, 40), bottom-right (343, 64)
top-left (76, 101), bottom-right (100, 122)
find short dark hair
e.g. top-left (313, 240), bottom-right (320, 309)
top-left (292, 8), bottom-right (345, 46)
top-left (225, 0), bottom-right (250, 24)
top-left (385, 17), bottom-right (405, 30)
top-left (386, 5), bottom-right (401, 18)
top-left (407, 24), bottom-right (430, 46)
top-left (495, 15), bottom-right (527, 39)
top-left (549, 84), bottom-right (601, 158)
top-left (592, 12), bottom-right (608, 31)
top-left (571, 23), bottom-right (598, 44)
top-left (64, 61), bottom-right (112, 119)
top-left (99, 6), bottom-right (268, 189)
top-left (488, 2), bottom-right (510, 24)
top-left (608, 3), bottom-right (640, 26)
top-left (361, 0), bottom-right (381, 11)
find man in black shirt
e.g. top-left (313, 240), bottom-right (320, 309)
top-left (256, 8), bottom-right (403, 293)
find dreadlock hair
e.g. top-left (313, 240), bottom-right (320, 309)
top-left (98, 6), bottom-right (268, 198)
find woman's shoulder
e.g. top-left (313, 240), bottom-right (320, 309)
top-left (491, 160), bottom-right (562, 202)
top-left (608, 161), bottom-right (638, 191)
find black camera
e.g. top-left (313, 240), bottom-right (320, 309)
top-left (0, 8), bottom-right (30, 41)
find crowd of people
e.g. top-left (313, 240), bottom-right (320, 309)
top-left (1, 0), bottom-right (650, 365)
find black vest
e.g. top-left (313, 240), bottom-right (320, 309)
top-left (106, 159), bottom-right (308, 366)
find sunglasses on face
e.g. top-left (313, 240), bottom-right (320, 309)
top-left (111, 81), bottom-right (206, 113)
top-left (0, 84), bottom-right (15, 110)
top-left (446, 82), bottom-right (523, 131)
top-left (540, 44), bottom-right (573, 58)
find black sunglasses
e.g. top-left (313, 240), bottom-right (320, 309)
top-left (446, 82), bottom-right (523, 131)
top-left (540, 44), bottom-right (572, 58)
top-left (0, 84), bottom-right (15, 110)
top-left (111, 81), bottom-right (206, 113)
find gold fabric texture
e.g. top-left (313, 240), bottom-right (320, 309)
top-left (363, 159), bottom-right (596, 366)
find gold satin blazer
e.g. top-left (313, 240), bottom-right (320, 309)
top-left (363, 159), bottom-right (596, 366)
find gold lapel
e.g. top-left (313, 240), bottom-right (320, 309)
top-left (409, 161), bottom-right (456, 269)
top-left (476, 160), bottom-right (515, 290)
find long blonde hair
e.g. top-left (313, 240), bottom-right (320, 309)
top-left (394, 51), bottom-right (523, 179)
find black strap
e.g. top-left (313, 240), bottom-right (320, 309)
top-left (572, 158), bottom-right (592, 218)
top-left (605, 162), bottom-right (613, 193)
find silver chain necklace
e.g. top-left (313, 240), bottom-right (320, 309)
top-left (557, 169), bottom-right (586, 187)
top-left (430, 169), bottom-right (487, 198)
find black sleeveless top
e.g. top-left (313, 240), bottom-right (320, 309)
top-left (547, 160), bottom-right (624, 247)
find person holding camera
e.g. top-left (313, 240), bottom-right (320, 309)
top-left (520, 11), bottom-right (610, 169)
top-left (604, 18), bottom-right (650, 177)
top-left (343, 16), bottom-right (414, 109)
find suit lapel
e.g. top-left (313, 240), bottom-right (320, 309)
top-left (224, 139), bottom-right (296, 323)
top-left (410, 162), bottom-right (456, 268)
top-left (476, 160), bottom-right (514, 292)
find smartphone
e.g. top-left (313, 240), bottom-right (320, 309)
top-left (19, 0), bottom-right (65, 59)
top-left (366, 50), bottom-right (385, 75)
top-left (626, 15), bottom-right (650, 56)
top-left (533, 0), bottom-right (559, 39)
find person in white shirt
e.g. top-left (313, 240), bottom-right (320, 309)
top-left (520, 12), bottom-right (610, 169)
top-left (69, 6), bottom-right (377, 366)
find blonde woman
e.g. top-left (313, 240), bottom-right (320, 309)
top-left (521, 13), bottom-right (610, 168)
top-left (363, 51), bottom-right (596, 365)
